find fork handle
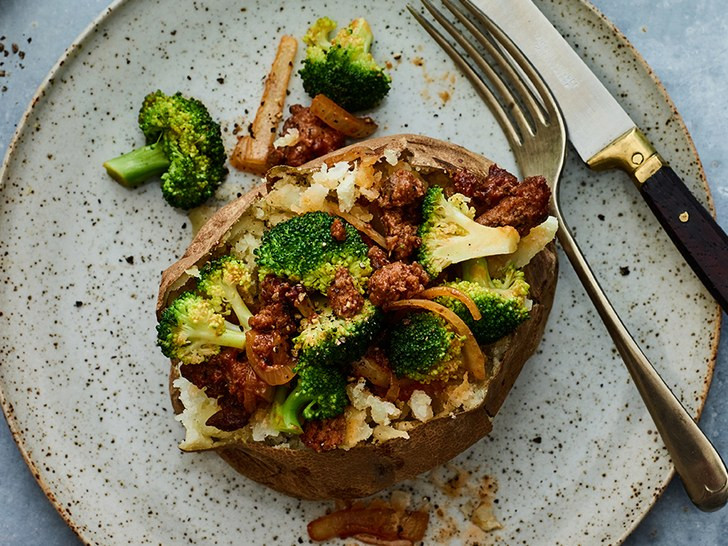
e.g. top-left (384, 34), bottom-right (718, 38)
top-left (639, 166), bottom-right (728, 311)
top-left (554, 213), bottom-right (728, 511)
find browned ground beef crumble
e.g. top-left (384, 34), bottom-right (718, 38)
top-left (367, 245), bottom-right (390, 270)
top-left (379, 207), bottom-right (422, 261)
top-left (328, 268), bottom-right (365, 318)
top-left (452, 164), bottom-right (519, 210)
top-left (475, 175), bottom-right (550, 236)
top-left (301, 414), bottom-right (348, 452)
top-left (247, 275), bottom-right (302, 377)
top-left (378, 169), bottom-right (426, 209)
top-left (452, 165), bottom-right (551, 236)
top-left (268, 104), bottom-right (346, 167)
top-left (376, 169), bottom-right (427, 261)
top-left (330, 217), bottom-right (347, 242)
top-left (181, 349), bottom-right (271, 431)
top-left (368, 262), bottom-right (430, 307)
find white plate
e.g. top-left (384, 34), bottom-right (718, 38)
top-left (0, 0), bottom-right (720, 544)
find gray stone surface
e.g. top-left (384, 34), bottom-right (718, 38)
top-left (0, 0), bottom-right (725, 544)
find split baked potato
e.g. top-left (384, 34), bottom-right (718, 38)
top-left (157, 134), bottom-right (558, 500)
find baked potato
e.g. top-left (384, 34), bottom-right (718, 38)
top-left (157, 134), bottom-right (558, 500)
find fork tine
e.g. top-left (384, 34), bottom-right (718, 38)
top-left (459, 0), bottom-right (559, 122)
top-left (419, 0), bottom-right (534, 136)
top-left (439, 0), bottom-right (547, 128)
top-left (406, 4), bottom-right (521, 146)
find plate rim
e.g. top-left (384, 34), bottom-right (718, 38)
top-left (0, 0), bottom-right (721, 544)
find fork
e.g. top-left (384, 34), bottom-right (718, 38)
top-left (408, 0), bottom-right (728, 511)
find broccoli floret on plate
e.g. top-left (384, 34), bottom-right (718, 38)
top-left (103, 90), bottom-right (227, 209)
top-left (299, 17), bottom-right (391, 111)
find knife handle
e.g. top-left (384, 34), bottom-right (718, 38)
top-left (640, 166), bottom-right (728, 310)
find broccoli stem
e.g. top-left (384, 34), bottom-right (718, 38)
top-left (274, 384), bottom-right (313, 434)
top-left (462, 257), bottom-right (492, 287)
top-left (103, 142), bottom-right (170, 188)
top-left (223, 285), bottom-right (253, 330)
top-left (348, 18), bottom-right (373, 52)
top-left (181, 322), bottom-right (247, 350)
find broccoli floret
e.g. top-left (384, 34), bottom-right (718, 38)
top-left (386, 312), bottom-right (463, 383)
top-left (438, 258), bottom-right (531, 344)
top-left (294, 301), bottom-right (382, 369)
top-left (299, 17), bottom-right (391, 111)
top-left (416, 186), bottom-right (520, 278)
top-left (271, 300), bottom-right (381, 434)
top-left (156, 292), bottom-right (247, 365)
top-left (103, 90), bottom-right (227, 209)
top-left (271, 363), bottom-right (349, 434)
top-left (255, 211), bottom-right (372, 294)
top-left (197, 255), bottom-right (254, 329)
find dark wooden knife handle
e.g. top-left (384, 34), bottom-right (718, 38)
top-left (640, 165), bottom-right (728, 310)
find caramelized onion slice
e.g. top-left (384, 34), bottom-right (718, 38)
top-left (324, 202), bottom-right (388, 248)
top-left (244, 330), bottom-right (296, 386)
top-left (383, 299), bottom-right (486, 381)
top-left (307, 507), bottom-right (429, 543)
top-left (310, 94), bottom-right (378, 139)
top-left (417, 286), bottom-right (481, 321)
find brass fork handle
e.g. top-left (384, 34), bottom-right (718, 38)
top-left (553, 204), bottom-right (728, 511)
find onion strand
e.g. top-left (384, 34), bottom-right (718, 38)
top-left (310, 94), bottom-right (378, 139)
top-left (417, 286), bottom-right (481, 321)
top-left (324, 202), bottom-right (388, 248)
top-left (307, 507), bottom-right (428, 542)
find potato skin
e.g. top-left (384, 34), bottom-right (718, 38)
top-left (160, 134), bottom-right (558, 500)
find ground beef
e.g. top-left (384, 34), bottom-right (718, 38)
top-left (259, 274), bottom-right (305, 307)
top-left (367, 245), bottom-right (390, 270)
top-left (328, 268), bottom-right (365, 318)
top-left (180, 349), bottom-right (272, 431)
top-left (205, 404), bottom-right (251, 431)
top-left (248, 302), bottom-right (296, 336)
top-left (257, 274), bottom-right (310, 318)
top-left (301, 415), bottom-right (347, 452)
top-left (380, 208), bottom-right (421, 261)
top-left (452, 164), bottom-right (519, 211)
top-left (268, 104), bottom-right (346, 167)
top-left (180, 359), bottom-right (227, 400)
top-left (476, 175), bottom-right (551, 236)
top-left (249, 329), bottom-right (293, 369)
top-left (379, 169), bottom-right (426, 209)
top-left (248, 275), bottom-right (300, 372)
top-left (368, 262), bottom-right (430, 306)
top-left (330, 217), bottom-right (347, 241)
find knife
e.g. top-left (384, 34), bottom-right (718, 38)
top-left (476, 0), bottom-right (728, 311)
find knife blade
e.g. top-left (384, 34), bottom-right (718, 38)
top-left (476, 0), bottom-right (728, 311)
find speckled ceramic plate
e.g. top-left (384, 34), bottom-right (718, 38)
top-left (0, 0), bottom-right (720, 544)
